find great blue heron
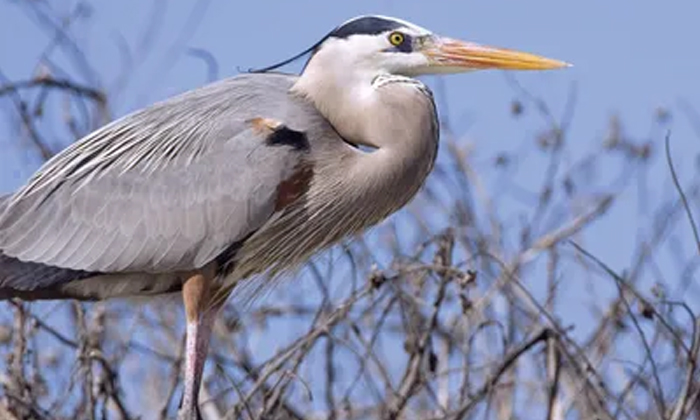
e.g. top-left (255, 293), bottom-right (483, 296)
top-left (0, 15), bottom-right (567, 419)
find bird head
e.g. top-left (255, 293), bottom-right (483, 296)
top-left (253, 15), bottom-right (569, 78)
top-left (322, 15), bottom-right (570, 77)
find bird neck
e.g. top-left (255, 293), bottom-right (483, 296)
top-left (340, 78), bottom-right (438, 224)
top-left (292, 65), bottom-right (379, 147)
top-left (294, 67), bottom-right (440, 232)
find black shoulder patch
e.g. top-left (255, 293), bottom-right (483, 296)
top-left (248, 117), bottom-right (310, 151)
top-left (331, 16), bottom-right (404, 39)
top-left (266, 125), bottom-right (310, 151)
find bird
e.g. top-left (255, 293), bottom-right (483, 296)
top-left (0, 15), bottom-right (567, 419)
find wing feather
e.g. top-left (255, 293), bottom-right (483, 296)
top-left (0, 74), bottom-right (312, 274)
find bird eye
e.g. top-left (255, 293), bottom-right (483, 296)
top-left (388, 32), bottom-right (405, 46)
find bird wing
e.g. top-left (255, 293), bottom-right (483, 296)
top-left (0, 73), bottom-right (315, 274)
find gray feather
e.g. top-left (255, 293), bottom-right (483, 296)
top-left (0, 253), bottom-right (92, 296)
top-left (0, 74), bottom-right (317, 274)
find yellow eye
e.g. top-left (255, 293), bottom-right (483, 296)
top-left (388, 32), bottom-right (405, 46)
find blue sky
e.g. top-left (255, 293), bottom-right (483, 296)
top-left (1, 0), bottom-right (700, 415)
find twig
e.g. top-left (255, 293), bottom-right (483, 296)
top-left (450, 328), bottom-right (553, 418)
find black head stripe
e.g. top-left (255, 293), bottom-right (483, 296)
top-left (331, 16), bottom-right (405, 39)
top-left (246, 16), bottom-right (412, 74)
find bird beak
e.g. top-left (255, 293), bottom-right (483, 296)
top-left (423, 36), bottom-right (570, 73)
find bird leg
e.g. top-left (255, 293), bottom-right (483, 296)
top-left (178, 272), bottom-right (221, 420)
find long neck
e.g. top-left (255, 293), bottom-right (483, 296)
top-left (293, 65), bottom-right (440, 236)
top-left (292, 53), bottom-right (379, 147)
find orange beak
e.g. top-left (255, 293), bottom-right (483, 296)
top-left (424, 37), bottom-right (570, 72)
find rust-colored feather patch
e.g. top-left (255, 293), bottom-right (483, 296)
top-left (275, 164), bottom-right (313, 212)
top-left (248, 117), bottom-right (282, 135)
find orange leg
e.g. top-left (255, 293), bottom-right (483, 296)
top-left (178, 273), bottom-right (222, 420)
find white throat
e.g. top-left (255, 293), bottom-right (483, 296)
top-left (292, 38), bottom-right (382, 146)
